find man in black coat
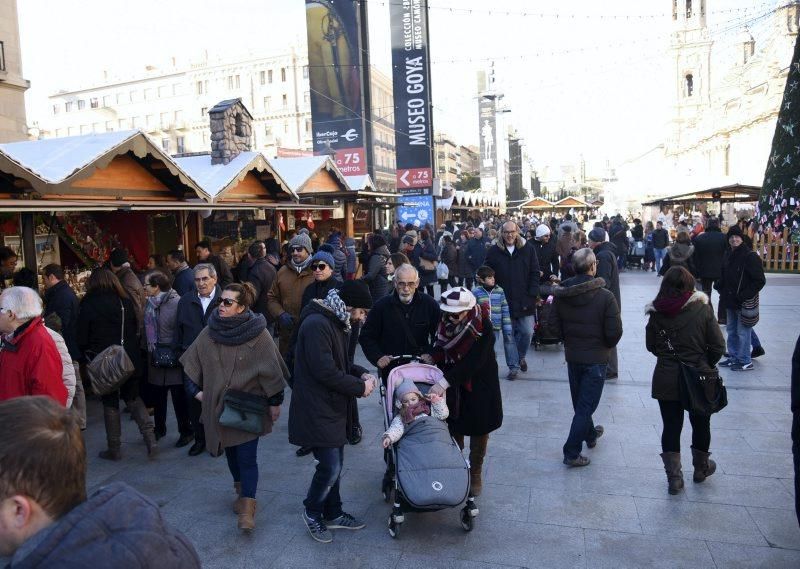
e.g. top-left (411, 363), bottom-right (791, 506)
top-left (166, 250), bottom-right (195, 297)
top-left (465, 228), bottom-right (488, 279)
top-left (652, 221), bottom-right (670, 273)
top-left (486, 221), bottom-right (540, 379)
top-left (173, 263), bottom-right (221, 456)
top-left (549, 248), bottom-right (622, 467)
top-left (588, 227), bottom-right (621, 379)
top-left (532, 224), bottom-right (560, 285)
top-left (289, 283), bottom-right (377, 543)
top-left (359, 264), bottom-right (440, 370)
top-left (42, 263), bottom-right (85, 428)
top-left (692, 218), bottom-right (727, 309)
top-left (246, 241), bottom-right (276, 322)
top-left (194, 240), bottom-right (233, 288)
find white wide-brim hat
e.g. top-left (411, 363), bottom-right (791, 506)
top-left (439, 287), bottom-right (477, 313)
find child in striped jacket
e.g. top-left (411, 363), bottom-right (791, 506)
top-left (473, 266), bottom-right (518, 379)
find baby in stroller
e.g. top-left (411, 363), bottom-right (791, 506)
top-left (381, 378), bottom-right (449, 448)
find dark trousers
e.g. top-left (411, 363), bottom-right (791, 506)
top-left (456, 276), bottom-right (474, 289)
top-left (424, 284), bottom-right (435, 297)
top-left (563, 363), bottom-right (606, 459)
top-left (793, 414), bottom-right (799, 528)
top-left (658, 399), bottom-right (710, 453)
top-left (225, 438), bottom-right (259, 498)
top-left (304, 446), bottom-right (344, 520)
top-left (101, 377), bottom-right (140, 408)
top-left (188, 397), bottom-right (205, 445)
top-left (152, 384), bottom-right (191, 436)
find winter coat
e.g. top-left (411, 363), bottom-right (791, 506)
top-left (664, 242), bottom-right (695, 274)
top-left (5, 482), bottom-right (200, 569)
top-left (247, 258), bottom-right (277, 320)
top-left (692, 229), bottom-right (727, 279)
top-left (46, 327), bottom-right (76, 407)
top-left (555, 233), bottom-right (575, 261)
top-left (645, 291), bottom-right (725, 401)
top-left (465, 237), bottom-right (487, 273)
top-left (289, 301), bottom-right (368, 448)
top-left (115, 266), bottom-right (145, 333)
top-left (434, 316), bottom-right (503, 436)
top-left (652, 228), bottom-right (670, 249)
top-left (180, 327), bottom-right (288, 457)
top-left (43, 280), bottom-right (81, 360)
top-left (344, 238), bottom-right (358, 274)
top-left (235, 254), bottom-right (254, 284)
top-left (533, 239), bottom-right (560, 282)
top-left (147, 290), bottom-right (183, 387)
top-left (203, 254), bottom-right (234, 288)
top-left (455, 239), bottom-right (471, 278)
top-left (609, 222), bottom-right (629, 255)
top-left (77, 291), bottom-right (142, 375)
top-left (0, 317), bottom-right (66, 405)
top-left (549, 275), bottom-right (622, 365)
top-left (472, 285), bottom-right (512, 335)
top-left (266, 264), bottom-right (315, 355)
top-left (361, 245), bottom-right (390, 300)
top-left (172, 286), bottom-right (222, 354)
top-left (440, 242), bottom-right (458, 277)
top-left (359, 291), bottom-right (441, 365)
top-left (716, 244), bottom-right (766, 311)
top-left (484, 236), bottom-right (541, 318)
top-left (300, 275), bottom-right (342, 310)
top-left (332, 247), bottom-right (347, 281)
top-left (171, 264), bottom-right (195, 297)
top-left (417, 239), bottom-right (439, 287)
top-left (593, 241), bottom-right (621, 309)
top-left (631, 224), bottom-right (644, 241)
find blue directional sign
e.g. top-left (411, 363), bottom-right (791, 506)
top-left (397, 195), bottom-right (435, 228)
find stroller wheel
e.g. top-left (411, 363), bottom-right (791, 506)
top-left (460, 508), bottom-right (474, 531)
top-left (388, 515), bottom-right (400, 539)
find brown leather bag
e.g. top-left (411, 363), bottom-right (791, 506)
top-left (86, 301), bottom-right (135, 395)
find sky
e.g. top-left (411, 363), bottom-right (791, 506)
top-left (18, 0), bottom-right (781, 174)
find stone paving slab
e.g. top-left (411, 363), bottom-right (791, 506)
top-left (69, 271), bottom-right (799, 568)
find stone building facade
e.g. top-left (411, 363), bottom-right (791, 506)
top-left (0, 0), bottom-right (29, 143)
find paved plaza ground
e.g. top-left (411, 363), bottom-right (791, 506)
top-left (76, 270), bottom-right (799, 568)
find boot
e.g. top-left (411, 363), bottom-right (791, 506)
top-left (233, 482), bottom-right (242, 514)
top-left (469, 435), bottom-right (489, 497)
top-left (129, 397), bottom-right (158, 458)
top-left (98, 406), bottom-right (122, 461)
top-left (237, 498), bottom-right (256, 531)
top-left (691, 448), bottom-right (717, 483)
top-left (660, 452), bottom-right (684, 495)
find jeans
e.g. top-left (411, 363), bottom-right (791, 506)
top-left (225, 438), bottom-right (259, 498)
top-left (563, 363), bottom-right (606, 460)
top-left (304, 446), bottom-right (344, 520)
top-left (726, 308), bottom-right (752, 365)
top-left (511, 315), bottom-right (535, 369)
top-left (71, 362), bottom-right (87, 429)
top-left (654, 248), bottom-right (667, 272)
top-left (495, 330), bottom-right (519, 371)
top-left (751, 329), bottom-right (762, 350)
top-left (658, 400), bottom-right (710, 453)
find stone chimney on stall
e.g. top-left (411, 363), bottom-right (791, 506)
top-left (209, 98), bottom-right (253, 165)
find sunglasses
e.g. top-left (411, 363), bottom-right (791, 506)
top-left (311, 263), bottom-right (329, 271)
top-left (290, 246), bottom-right (305, 252)
top-left (220, 298), bottom-right (240, 307)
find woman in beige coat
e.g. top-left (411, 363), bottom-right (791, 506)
top-left (180, 282), bottom-right (289, 532)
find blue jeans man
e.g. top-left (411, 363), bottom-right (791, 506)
top-left (654, 247), bottom-right (667, 272)
top-left (304, 446), bottom-right (344, 521)
top-left (563, 363), bottom-right (606, 462)
top-left (495, 330), bottom-right (520, 373)
top-left (511, 314), bottom-right (535, 370)
top-left (725, 308), bottom-right (752, 367)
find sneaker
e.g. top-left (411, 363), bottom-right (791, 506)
top-left (563, 455), bottom-right (591, 467)
top-left (323, 512), bottom-right (365, 530)
top-left (506, 369), bottom-right (518, 381)
top-left (751, 346), bottom-right (765, 358)
top-left (731, 362), bottom-right (754, 371)
top-left (718, 358), bottom-right (734, 367)
top-left (348, 425), bottom-right (363, 446)
top-left (302, 511), bottom-right (332, 543)
top-left (587, 425), bottom-right (604, 449)
top-left (519, 359), bottom-right (528, 372)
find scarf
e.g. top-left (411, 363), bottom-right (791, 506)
top-left (653, 291), bottom-right (693, 318)
top-left (144, 291), bottom-right (173, 351)
top-left (315, 288), bottom-right (351, 332)
top-left (207, 308), bottom-right (266, 346)
top-left (400, 400), bottom-right (431, 424)
top-left (290, 255), bottom-right (312, 273)
top-left (434, 303), bottom-right (487, 392)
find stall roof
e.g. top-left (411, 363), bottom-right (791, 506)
top-left (553, 196), bottom-right (591, 208)
top-left (641, 184), bottom-right (761, 206)
top-left (520, 197), bottom-right (555, 209)
top-left (270, 156), bottom-right (352, 195)
top-left (174, 152), bottom-right (297, 201)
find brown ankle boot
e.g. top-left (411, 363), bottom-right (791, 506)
top-left (233, 482), bottom-right (242, 514)
top-left (98, 406), bottom-right (122, 461)
top-left (691, 448), bottom-right (717, 483)
top-left (660, 452), bottom-right (684, 495)
top-left (129, 397), bottom-right (158, 458)
top-left (469, 435), bottom-right (489, 497)
top-left (237, 498), bottom-right (256, 531)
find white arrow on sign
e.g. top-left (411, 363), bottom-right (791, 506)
top-left (399, 170), bottom-right (410, 187)
top-left (400, 211), bottom-right (414, 220)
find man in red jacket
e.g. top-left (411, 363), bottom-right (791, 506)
top-left (0, 286), bottom-right (66, 405)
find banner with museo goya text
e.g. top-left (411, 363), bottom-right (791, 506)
top-left (305, 0), bottom-right (366, 175)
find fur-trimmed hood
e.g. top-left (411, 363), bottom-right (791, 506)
top-left (668, 242), bottom-right (695, 263)
top-left (645, 290), bottom-right (708, 314)
top-left (492, 234), bottom-right (527, 251)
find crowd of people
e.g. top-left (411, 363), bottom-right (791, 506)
top-left (0, 208), bottom-right (798, 564)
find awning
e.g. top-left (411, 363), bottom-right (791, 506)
top-left (0, 199), bottom-right (336, 213)
top-left (641, 184), bottom-right (761, 206)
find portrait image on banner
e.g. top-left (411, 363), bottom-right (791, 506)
top-left (479, 96), bottom-right (497, 178)
top-left (305, 0), bottom-right (366, 175)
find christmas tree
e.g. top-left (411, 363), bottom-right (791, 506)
top-left (758, 31), bottom-right (800, 236)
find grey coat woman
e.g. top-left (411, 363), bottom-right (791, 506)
top-left (146, 289), bottom-right (183, 387)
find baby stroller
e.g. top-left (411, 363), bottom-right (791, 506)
top-left (379, 357), bottom-right (474, 538)
top-left (533, 294), bottom-right (562, 350)
top-left (627, 239), bottom-right (645, 270)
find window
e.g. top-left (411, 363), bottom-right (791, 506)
top-left (284, 120), bottom-right (289, 134)
top-left (90, 97), bottom-right (99, 109)
top-left (228, 76), bottom-right (234, 89)
top-left (158, 85), bottom-right (168, 97)
top-left (282, 94), bottom-right (288, 109)
top-left (268, 69), bottom-right (273, 83)
top-left (118, 118), bottom-right (126, 129)
top-left (176, 136), bottom-right (185, 154)
top-left (131, 116), bottom-right (140, 128)
top-left (161, 138), bottom-right (170, 152)
top-left (65, 101), bottom-right (73, 112)
top-left (235, 75), bottom-right (240, 88)
top-left (146, 115), bottom-right (154, 128)
top-left (116, 93), bottom-right (124, 104)
top-left (80, 125), bottom-right (89, 134)
top-left (201, 106), bottom-right (207, 117)
top-left (93, 122), bottom-right (101, 133)
top-left (281, 68), bottom-right (286, 82)
top-left (0, 41), bottom-right (5, 72)
top-left (129, 91), bottom-right (137, 103)
top-left (305, 119), bottom-right (311, 134)
top-left (77, 100), bottom-right (85, 110)
top-left (67, 126), bottom-right (76, 136)
top-left (160, 112), bottom-right (169, 128)
top-left (52, 104), bottom-right (60, 115)
top-left (686, 0), bottom-right (692, 18)
top-left (260, 70), bottom-right (266, 85)
top-left (144, 88), bottom-right (153, 100)
top-left (685, 74), bottom-right (694, 97)
top-left (263, 96), bottom-right (271, 111)
top-left (303, 92), bottom-right (310, 105)
top-left (265, 126), bottom-right (273, 140)
top-left (196, 80), bottom-right (204, 95)
top-left (228, 75), bottom-right (240, 89)
top-left (102, 95), bottom-right (111, 107)
top-left (174, 110), bottom-right (183, 123)
top-left (105, 121), bottom-right (113, 132)
top-left (303, 65), bottom-right (308, 79)
top-left (672, 0), bottom-right (677, 20)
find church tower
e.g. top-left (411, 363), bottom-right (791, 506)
top-left (668, 0), bottom-right (712, 153)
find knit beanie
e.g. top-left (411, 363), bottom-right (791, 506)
top-left (338, 279), bottom-right (373, 309)
top-left (109, 248), bottom-right (128, 267)
top-left (394, 378), bottom-right (422, 402)
top-left (588, 228), bottom-right (607, 243)
top-left (726, 225), bottom-right (743, 239)
top-left (310, 250), bottom-right (336, 269)
top-left (289, 233), bottom-right (313, 254)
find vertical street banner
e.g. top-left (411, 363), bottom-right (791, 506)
top-left (479, 95), bottom-right (497, 192)
top-left (305, 0), bottom-right (366, 175)
top-left (390, 0), bottom-right (433, 199)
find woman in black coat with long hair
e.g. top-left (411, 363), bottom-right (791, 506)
top-left (78, 268), bottom-right (155, 460)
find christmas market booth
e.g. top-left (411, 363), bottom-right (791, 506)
top-left (437, 190), bottom-right (500, 223)
top-left (519, 197), bottom-right (556, 213)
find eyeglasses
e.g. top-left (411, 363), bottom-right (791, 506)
top-left (290, 246), bottom-right (305, 252)
top-left (220, 298), bottom-right (239, 307)
top-left (311, 263), bottom-right (329, 271)
top-left (446, 311), bottom-right (466, 320)
top-left (395, 281), bottom-right (417, 289)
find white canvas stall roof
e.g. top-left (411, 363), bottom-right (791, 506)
top-left (174, 152), bottom-right (297, 201)
top-left (0, 130), bottom-right (139, 183)
top-left (344, 174), bottom-right (374, 192)
top-left (436, 195), bottom-right (455, 210)
top-left (270, 155), bottom-right (352, 193)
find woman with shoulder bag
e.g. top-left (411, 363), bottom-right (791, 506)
top-left (180, 282), bottom-right (289, 532)
top-left (645, 267), bottom-right (726, 495)
top-left (144, 271), bottom-right (192, 447)
top-left (78, 268), bottom-right (152, 460)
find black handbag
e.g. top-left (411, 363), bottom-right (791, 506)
top-left (218, 389), bottom-right (269, 434)
top-left (658, 327), bottom-right (727, 416)
top-left (150, 304), bottom-right (179, 368)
